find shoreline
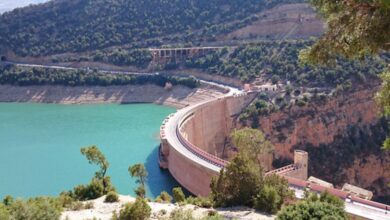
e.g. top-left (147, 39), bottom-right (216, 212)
top-left (0, 84), bottom-right (226, 109)
top-left (61, 195), bottom-right (274, 220)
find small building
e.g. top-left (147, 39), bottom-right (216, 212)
top-left (308, 176), bottom-right (334, 188)
top-left (342, 183), bottom-right (373, 200)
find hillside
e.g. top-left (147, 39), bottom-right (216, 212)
top-left (0, 0), bottom-right (304, 56)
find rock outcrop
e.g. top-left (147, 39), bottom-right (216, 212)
top-left (246, 80), bottom-right (390, 201)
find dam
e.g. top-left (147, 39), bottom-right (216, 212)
top-left (159, 87), bottom-right (390, 219)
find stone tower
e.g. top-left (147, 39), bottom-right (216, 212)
top-left (294, 150), bottom-right (308, 180)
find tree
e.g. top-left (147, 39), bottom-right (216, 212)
top-left (254, 185), bottom-right (281, 214)
top-left (6, 197), bottom-right (62, 220)
top-left (210, 152), bottom-right (262, 207)
top-left (300, 0), bottom-right (390, 65)
top-left (172, 187), bottom-right (186, 203)
top-left (80, 145), bottom-right (110, 192)
top-left (231, 128), bottom-right (273, 171)
top-left (155, 191), bottom-right (172, 203)
top-left (0, 203), bottom-right (10, 220)
top-left (377, 71), bottom-right (390, 149)
top-left (129, 164), bottom-right (148, 198)
top-left (277, 191), bottom-right (347, 220)
top-left (117, 198), bottom-right (151, 220)
top-left (276, 200), bottom-right (347, 220)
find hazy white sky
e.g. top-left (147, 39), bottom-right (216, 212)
top-left (0, 0), bottom-right (48, 13)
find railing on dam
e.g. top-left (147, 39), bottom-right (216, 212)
top-left (176, 126), bottom-right (228, 168)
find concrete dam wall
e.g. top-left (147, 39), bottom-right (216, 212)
top-left (159, 93), bottom-right (256, 196)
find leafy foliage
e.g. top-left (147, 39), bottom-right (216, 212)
top-left (211, 129), bottom-right (291, 213)
top-left (301, 0), bottom-right (390, 65)
top-left (0, 0), bottom-right (303, 56)
top-left (377, 71), bottom-right (390, 149)
top-left (116, 198), bottom-right (151, 220)
top-left (155, 191), bottom-right (172, 203)
top-left (184, 41), bottom-right (387, 84)
top-left (105, 191), bottom-right (119, 203)
top-left (276, 191), bottom-right (347, 220)
top-left (172, 187), bottom-right (186, 203)
top-left (81, 145), bottom-right (109, 181)
top-left (1, 196), bottom-right (62, 220)
top-left (129, 164), bottom-right (148, 198)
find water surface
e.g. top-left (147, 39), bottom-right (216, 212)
top-left (0, 102), bottom-right (178, 199)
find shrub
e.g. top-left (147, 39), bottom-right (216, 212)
top-left (254, 185), bottom-right (281, 214)
top-left (276, 200), bottom-right (347, 220)
top-left (105, 191), bottom-right (119, 203)
top-left (169, 208), bottom-right (195, 220)
top-left (69, 201), bottom-right (85, 211)
top-left (118, 198), bottom-right (151, 220)
top-left (0, 203), bottom-right (10, 220)
top-left (172, 187), bottom-right (186, 203)
top-left (186, 196), bottom-right (213, 208)
top-left (155, 191), bottom-right (172, 203)
top-left (8, 197), bottom-right (62, 220)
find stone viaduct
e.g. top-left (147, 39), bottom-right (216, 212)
top-left (149, 47), bottom-right (224, 63)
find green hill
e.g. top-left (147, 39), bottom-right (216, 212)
top-left (0, 0), bottom-right (302, 56)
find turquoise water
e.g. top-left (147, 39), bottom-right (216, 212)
top-left (0, 103), bottom-right (178, 199)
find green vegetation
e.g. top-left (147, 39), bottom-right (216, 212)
top-left (301, 0), bottom-right (390, 65)
top-left (114, 198), bottom-right (151, 220)
top-left (211, 128), bottom-right (292, 214)
top-left (377, 72), bottom-right (390, 150)
top-left (128, 164), bottom-right (148, 199)
top-left (81, 146), bottom-right (110, 192)
top-left (167, 208), bottom-right (223, 220)
top-left (276, 191), bottom-right (347, 220)
top-left (0, 196), bottom-right (62, 220)
top-left (184, 41), bottom-right (388, 84)
top-left (155, 191), bottom-right (172, 203)
top-left (0, 65), bottom-right (199, 88)
top-left (172, 187), bottom-right (186, 203)
top-left (0, 0), bottom-right (303, 56)
top-left (105, 191), bottom-right (119, 203)
top-left (92, 49), bottom-right (152, 68)
top-left (114, 163), bottom-right (151, 220)
top-left (62, 146), bottom-right (115, 201)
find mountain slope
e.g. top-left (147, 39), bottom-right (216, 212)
top-left (0, 0), bottom-right (303, 56)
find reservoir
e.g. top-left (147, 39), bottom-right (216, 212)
top-left (0, 102), bottom-right (178, 199)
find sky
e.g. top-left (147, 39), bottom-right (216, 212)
top-left (0, 0), bottom-right (48, 14)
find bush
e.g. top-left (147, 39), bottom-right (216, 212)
top-left (7, 197), bottom-right (62, 220)
top-left (276, 200), bottom-right (347, 220)
top-left (0, 203), bottom-right (10, 220)
top-left (155, 191), bottom-right (172, 203)
top-left (105, 191), bottom-right (119, 203)
top-left (172, 187), bottom-right (186, 203)
top-left (72, 178), bottom-right (105, 201)
top-left (254, 185), bottom-right (281, 214)
top-left (118, 198), bottom-right (151, 220)
top-left (186, 196), bottom-right (213, 208)
top-left (169, 208), bottom-right (195, 220)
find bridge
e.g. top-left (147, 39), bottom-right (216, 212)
top-left (149, 46), bottom-right (226, 62)
top-left (159, 85), bottom-right (390, 220)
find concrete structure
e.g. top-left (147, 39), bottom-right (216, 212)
top-left (159, 84), bottom-right (390, 219)
top-left (308, 176), bottom-right (334, 188)
top-left (149, 47), bottom-right (224, 63)
top-left (342, 183), bottom-right (374, 200)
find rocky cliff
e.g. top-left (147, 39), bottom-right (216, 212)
top-left (245, 81), bottom-right (390, 202)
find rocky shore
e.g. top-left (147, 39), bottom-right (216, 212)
top-left (0, 84), bottom-right (225, 108)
